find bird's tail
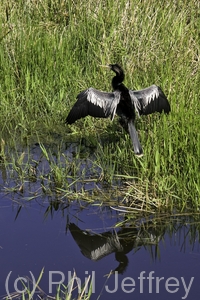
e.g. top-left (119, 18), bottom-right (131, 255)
top-left (128, 121), bottom-right (143, 157)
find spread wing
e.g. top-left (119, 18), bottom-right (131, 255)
top-left (129, 85), bottom-right (170, 116)
top-left (69, 223), bottom-right (122, 261)
top-left (66, 87), bottom-right (121, 124)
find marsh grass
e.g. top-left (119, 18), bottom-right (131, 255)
top-left (0, 0), bottom-right (199, 211)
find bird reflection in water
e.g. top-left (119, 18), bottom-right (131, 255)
top-left (68, 223), bottom-right (162, 274)
top-left (66, 64), bottom-right (170, 156)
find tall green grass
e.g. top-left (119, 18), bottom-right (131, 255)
top-left (0, 0), bottom-right (199, 209)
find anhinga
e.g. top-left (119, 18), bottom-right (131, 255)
top-left (66, 64), bottom-right (170, 156)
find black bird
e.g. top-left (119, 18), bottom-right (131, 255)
top-left (66, 64), bottom-right (170, 156)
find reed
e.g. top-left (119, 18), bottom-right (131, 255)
top-left (0, 0), bottom-right (199, 210)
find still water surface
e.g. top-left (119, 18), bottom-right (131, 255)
top-left (0, 142), bottom-right (199, 299)
top-left (0, 196), bottom-right (200, 300)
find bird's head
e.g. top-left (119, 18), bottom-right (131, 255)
top-left (108, 64), bottom-right (124, 76)
top-left (100, 63), bottom-right (124, 77)
top-left (100, 63), bottom-right (125, 87)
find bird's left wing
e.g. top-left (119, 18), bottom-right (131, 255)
top-left (129, 85), bottom-right (170, 116)
top-left (66, 87), bottom-right (120, 124)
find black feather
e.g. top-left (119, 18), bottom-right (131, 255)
top-left (66, 64), bottom-right (171, 156)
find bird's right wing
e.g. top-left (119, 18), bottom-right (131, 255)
top-left (66, 88), bottom-right (120, 124)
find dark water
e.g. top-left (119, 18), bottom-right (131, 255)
top-left (0, 195), bottom-right (200, 300)
top-left (0, 143), bottom-right (200, 299)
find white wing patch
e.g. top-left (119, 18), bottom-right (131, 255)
top-left (143, 85), bottom-right (159, 105)
top-left (129, 85), bottom-right (170, 116)
top-left (87, 88), bottom-right (105, 108)
top-left (87, 88), bottom-right (120, 120)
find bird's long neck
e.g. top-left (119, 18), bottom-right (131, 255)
top-left (112, 72), bottom-right (125, 90)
